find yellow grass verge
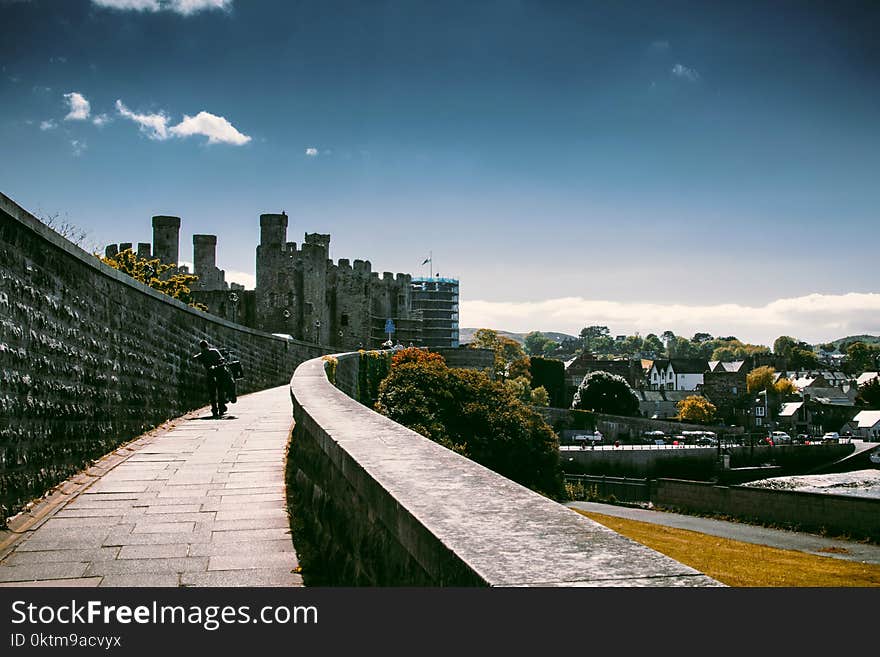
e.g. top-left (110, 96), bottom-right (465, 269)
top-left (575, 509), bottom-right (880, 587)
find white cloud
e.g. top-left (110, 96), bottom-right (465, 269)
top-left (115, 99), bottom-right (249, 145)
top-left (70, 139), bottom-right (87, 157)
top-left (92, 113), bottom-right (111, 126)
top-left (305, 147), bottom-right (319, 156)
top-left (224, 270), bottom-right (255, 290)
top-left (91, 0), bottom-right (232, 14)
top-left (115, 99), bottom-right (169, 139)
top-left (671, 63), bottom-right (700, 81)
top-left (40, 119), bottom-right (57, 130)
top-left (63, 92), bottom-right (91, 120)
top-left (168, 111), bottom-right (251, 145)
top-left (168, 0), bottom-right (231, 15)
top-left (459, 292), bottom-right (880, 346)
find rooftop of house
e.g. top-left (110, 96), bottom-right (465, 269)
top-left (803, 387), bottom-right (857, 406)
top-left (778, 401), bottom-right (804, 417)
top-left (650, 358), bottom-right (709, 374)
top-left (707, 360), bottom-right (748, 373)
top-left (853, 410), bottom-right (880, 428)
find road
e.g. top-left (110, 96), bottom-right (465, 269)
top-left (567, 500), bottom-right (880, 565)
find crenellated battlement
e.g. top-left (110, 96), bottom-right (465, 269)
top-left (108, 208), bottom-right (436, 348)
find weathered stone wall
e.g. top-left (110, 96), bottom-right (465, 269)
top-left (0, 192), bottom-right (328, 521)
top-left (288, 353), bottom-right (722, 586)
top-left (654, 478), bottom-right (880, 542)
top-left (431, 346), bottom-right (494, 373)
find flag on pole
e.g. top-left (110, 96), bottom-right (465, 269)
top-left (421, 256), bottom-right (431, 265)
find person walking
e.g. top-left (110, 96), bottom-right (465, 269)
top-left (193, 339), bottom-right (227, 418)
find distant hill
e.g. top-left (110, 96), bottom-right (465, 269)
top-left (825, 335), bottom-right (880, 349)
top-left (459, 328), bottom-right (578, 345)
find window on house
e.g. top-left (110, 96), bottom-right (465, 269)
top-left (341, 313), bottom-right (349, 327)
top-left (305, 302), bottom-right (313, 315)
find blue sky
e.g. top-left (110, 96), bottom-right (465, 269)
top-left (2, 0), bottom-right (879, 345)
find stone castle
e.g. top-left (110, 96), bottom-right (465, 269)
top-left (105, 213), bottom-right (459, 350)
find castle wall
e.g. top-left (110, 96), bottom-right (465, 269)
top-left (0, 192), bottom-right (329, 522)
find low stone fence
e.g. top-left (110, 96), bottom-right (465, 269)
top-left (654, 479), bottom-right (880, 542)
top-left (287, 352), bottom-right (721, 586)
top-left (0, 192), bottom-right (328, 521)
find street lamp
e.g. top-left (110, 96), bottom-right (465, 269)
top-left (314, 320), bottom-right (321, 344)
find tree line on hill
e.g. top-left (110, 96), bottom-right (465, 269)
top-left (523, 325), bottom-right (879, 375)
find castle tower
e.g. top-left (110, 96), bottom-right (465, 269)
top-left (193, 234), bottom-right (217, 274)
top-left (152, 215), bottom-right (180, 267)
top-left (259, 212), bottom-right (288, 249)
top-left (193, 234), bottom-right (226, 291)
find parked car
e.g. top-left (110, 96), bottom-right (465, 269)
top-left (822, 432), bottom-right (840, 443)
top-left (770, 431), bottom-right (792, 444)
top-left (869, 447), bottom-right (880, 465)
top-left (796, 434), bottom-right (810, 444)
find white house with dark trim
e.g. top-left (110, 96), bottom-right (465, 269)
top-left (647, 359), bottom-right (708, 391)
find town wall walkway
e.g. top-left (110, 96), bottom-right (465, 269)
top-left (0, 386), bottom-right (300, 587)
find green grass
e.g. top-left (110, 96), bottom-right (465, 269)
top-left (574, 509), bottom-right (880, 587)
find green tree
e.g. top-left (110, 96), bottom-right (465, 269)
top-left (471, 328), bottom-right (531, 381)
top-left (846, 342), bottom-right (880, 373)
top-left (747, 365), bottom-right (776, 394)
top-left (677, 395), bottom-right (717, 424)
top-left (773, 335), bottom-right (819, 368)
top-left (774, 377), bottom-right (798, 396)
top-left (643, 333), bottom-right (664, 357)
top-left (667, 336), bottom-right (697, 359)
top-left (101, 248), bottom-right (207, 311)
top-left (376, 356), bottom-right (564, 498)
top-left (529, 356), bottom-right (566, 407)
top-left (773, 336), bottom-right (798, 359)
top-left (710, 340), bottom-right (771, 362)
top-left (523, 331), bottom-right (555, 357)
top-left (571, 371), bottom-right (639, 416)
top-left (530, 386), bottom-right (550, 406)
top-left (579, 325), bottom-right (614, 355)
top-left (858, 378), bottom-right (880, 408)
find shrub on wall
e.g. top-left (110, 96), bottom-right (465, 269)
top-left (357, 350), bottom-right (392, 406)
top-left (529, 356), bottom-right (566, 407)
top-left (101, 248), bottom-right (208, 311)
top-left (572, 370), bottom-right (639, 416)
top-left (375, 352), bottom-right (564, 499)
top-left (322, 355), bottom-right (338, 386)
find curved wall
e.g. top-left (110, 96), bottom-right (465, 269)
top-left (289, 352), bottom-right (723, 586)
top-left (0, 192), bottom-right (328, 520)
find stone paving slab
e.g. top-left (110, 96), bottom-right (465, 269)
top-left (0, 386), bottom-right (302, 587)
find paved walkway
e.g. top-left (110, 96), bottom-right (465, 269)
top-left (568, 501), bottom-right (880, 565)
top-left (0, 386), bottom-right (302, 587)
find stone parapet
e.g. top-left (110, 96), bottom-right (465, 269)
top-left (288, 352), bottom-right (723, 586)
